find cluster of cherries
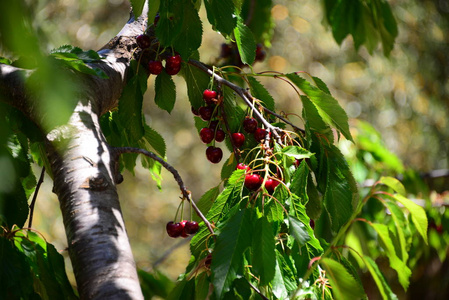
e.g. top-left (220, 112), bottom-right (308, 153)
top-left (238, 163), bottom-right (281, 193)
top-left (136, 34), bottom-right (182, 76)
top-left (166, 220), bottom-right (199, 238)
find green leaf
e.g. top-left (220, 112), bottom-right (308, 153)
top-left (393, 194), bottom-right (428, 244)
top-left (147, 0), bottom-right (160, 24)
top-left (204, 0), bottom-right (236, 36)
top-left (211, 208), bottom-right (252, 299)
top-left (251, 216), bottom-right (275, 285)
top-left (312, 76), bottom-right (331, 94)
top-left (320, 258), bottom-right (365, 300)
top-left (379, 176), bottom-right (406, 196)
top-left (322, 145), bottom-right (358, 233)
top-left (288, 215), bottom-right (310, 247)
top-left (166, 277), bottom-right (196, 300)
top-left (172, 0), bottom-right (203, 59)
top-left (364, 256), bottom-right (398, 300)
top-left (144, 125), bottom-right (166, 157)
top-left (247, 77), bottom-right (275, 111)
top-left (193, 186), bottom-right (220, 223)
top-left (181, 62), bottom-right (211, 109)
top-left (281, 146), bottom-right (313, 160)
top-left (301, 95), bottom-right (334, 143)
top-left (287, 73), bottom-right (353, 142)
top-left (384, 201), bottom-right (408, 262)
top-left (130, 0), bottom-right (145, 17)
top-left (234, 17), bottom-right (256, 65)
top-left (272, 255), bottom-right (289, 299)
top-left (221, 154), bottom-right (237, 181)
top-left (118, 76), bottom-right (145, 141)
top-left (155, 71), bottom-right (177, 113)
top-left (156, 0), bottom-right (185, 46)
top-left (370, 223), bottom-right (411, 290)
top-left (138, 269), bottom-right (175, 299)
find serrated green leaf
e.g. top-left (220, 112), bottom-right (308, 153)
top-left (130, 0), bottom-right (145, 17)
top-left (241, 0), bottom-right (274, 43)
top-left (370, 223), bottom-right (411, 290)
top-left (181, 62), bottom-right (211, 109)
top-left (247, 77), bottom-right (275, 111)
top-left (172, 0), bottom-right (202, 59)
top-left (379, 176), bottom-right (406, 196)
top-left (166, 277), bottom-right (196, 300)
top-left (211, 208), bottom-right (252, 299)
top-left (155, 71), bottom-right (176, 113)
top-left (118, 76), bottom-right (145, 141)
top-left (384, 201), bottom-right (408, 262)
top-left (156, 0), bottom-right (184, 46)
top-left (320, 257), bottom-right (365, 300)
top-left (193, 186), bottom-right (220, 223)
top-left (301, 95), bottom-right (334, 143)
top-left (322, 145), bottom-right (358, 233)
top-left (288, 73), bottom-right (353, 142)
top-left (312, 76), bottom-right (331, 94)
top-left (138, 269), bottom-right (175, 299)
top-left (393, 194), bottom-right (428, 244)
top-left (272, 255), bottom-right (289, 299)
top-left (265, 198), bottom-right (284, 224)
top-left (144, 125), bottom-right (166, 157)
top-left (364, 256), bottom-right (398, 300)
top-left (288, 215), bottom-right (310, 247)
top-left (234, 17), bottom-right (256, 65)
top-left (147, 0), bottom-right (160, 25)
top-left (204, 0), bottom-right (236, 36)
top-left (252, 216), bottom-right (275, 285)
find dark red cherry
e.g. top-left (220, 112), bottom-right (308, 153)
top-left (166, 221), bottom-right (183, 238)
top-left (185, 221), bottom-right (199, 234)
top-left (166, 54), bottom-right (182, 67)
top-left (165, 63), bottom-right (181, 75)
top-left (231, 133), bottom-right (245, 148)
top-left (191, 106), bottom-right (200, 116)
top-left (264, 178), bottom-right (280, 194)
top-left (179, 220), bottom-right (189, 238)
top-left (209, 120), bottom-right (219, 130)
top-left (254, 128), bottom-right (268, 142)
top-left (243, 117), bottom-right (258, 133)
top-left (236, 163), bottom-right (249, 171)
top-left (148, 60), bottom-right (163, 75)
top-left (200, 127), bottom-right (215, 144)
top-left (215, 129), bottom-right (225, 142)
top-left (203, 89), bottom-right (218, 105)
top-left (136, 34), bottom-right (151, 49)
top-left (255, 44), bottom-right (266, 62)
top-left (199, 106), bottom-right (214, 121)
top-left (206, 146), bottom-right (223, 164)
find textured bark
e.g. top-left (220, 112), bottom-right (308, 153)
top-left (0, 4), bottom-right (149, 300)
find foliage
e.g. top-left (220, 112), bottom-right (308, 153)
top-left (0, 0), bottom-right (447, 299)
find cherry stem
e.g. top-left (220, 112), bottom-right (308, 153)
top-left (189, 60), bottom-right (284, 144)
top-left (114, 146), bottom-right (214, 235)
top-left (28, 167), bottom-right (45, 229)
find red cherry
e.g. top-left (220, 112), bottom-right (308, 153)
top-left (185, 221), bottom-right (199, 234)
top-left (191, 106), bottom-right (200, 116)
top-left (166, 221), bottom-right (183, 238)
top-left (255, 44), bottom-right (266, 62)
top-left (231, 132), bottom-right (245, 148)
top-left (254, 128), bottom-right (268, 142)
top-left (148, 60), bottom-right (163, 75)
top-left (236, 163), bottom-right (249, 171)
top-left (203, 89), bottom-right (218, 105)
top-left (243, 117), bottom-right (258, 133)
top-left (215, 129), bottom-right (225, 142)
top-left (209, 120), bottom-right (219, 130)
top-left (264, 178), bottom-right (280, 194)
top-left (166, 54), bottom-right (182, 67)
top-left (309, 219), bottom-right (315, 230)
top-left (244, 174), bottom-right (263, 190)
top-left (199, 106), bottom-right (214, 121)
top-left (206, 146), bottom-right (223, 164)
top-left (165, 63), bottom-right (181, 75)
top-left (200, 127), bottom-right (215, 144)
top-left (136, 34), bottom-right (151, 49)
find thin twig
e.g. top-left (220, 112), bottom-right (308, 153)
top-left (28, 167), bottom-right (45, 229)
top-left (248, 280), bottom-right (268, 300)
top-left (114, 147), bottom-right (215, 235)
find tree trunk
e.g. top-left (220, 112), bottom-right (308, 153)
top-left (0, 5), bottom-right (149, 299)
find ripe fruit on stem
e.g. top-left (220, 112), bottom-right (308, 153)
top-left (244, 173), bottom-right (263, 190)
top-left (231, 132), bottom-right (245, 148)
top-left (148, 60), bottom-right (163, 75)
top-left (198, 106), bottom-right (214, 121)
top-left (215, 129), bottom-right (226, 142)
top-left (203, 89), bottom-right (218, 105)
top-left (179, 220), bottom-right (189, 238)
top-left (200, 127), bottom-right (215, 144)
top-left (166, 221), bottom-right (183, 238)
top-left (264, 178), bottom-right (280, 194)
top-left (206, 146), bottom-right (223, 163)
top-left (254, 128), bottom-right (268, 142)
top-left (243, 117), bottom-right (258, 133)
top-left (185, 221), bottom-right (199, 234)
top-left (236, 163), bottom-right (249, 171)
top-left (136, 34), bottom-right (151, 49)
top-left (165, 54), bottom-right (182, 75)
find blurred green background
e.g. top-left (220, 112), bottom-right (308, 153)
top-left (4, 0), bottom-right (448, 294)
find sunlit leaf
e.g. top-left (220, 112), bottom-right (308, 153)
top-left (252, 216), bottom-right (275, 285)
top-left (155, 71), bottom-right (177, 113)
top-left (364, 256), bottom-right (398, 300)
top-left (234, 17), bottom-right (256, 65)
top-left (393, 194), bottom-right (428, 244)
